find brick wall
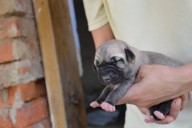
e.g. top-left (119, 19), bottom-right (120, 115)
top-left (0, 0), bottom-right (51, 128)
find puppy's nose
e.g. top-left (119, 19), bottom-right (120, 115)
top-left (103, 76), bottom-right (111, 82)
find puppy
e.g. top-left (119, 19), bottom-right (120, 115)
top-left (90, 39), bottom-right (181, 121)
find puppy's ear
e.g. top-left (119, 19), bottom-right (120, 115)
top-left (92, 64), bottom-right (96, 71)
top-left (124, 48), bottom-right (135, 62)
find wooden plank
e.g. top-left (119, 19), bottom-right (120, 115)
top-left (33, 0), bottom-right (87, 128)
top-left (32, 0), bottom-right (67, 128)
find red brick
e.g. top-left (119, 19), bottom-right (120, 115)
top-left (0, 38), bottom-right (41, 64)
top-left (0, 17), bottom-right (36, 40)
top-left (11, 97), bottom-right (49, 128)
top-left (27, 118), bottom-right (52, 128)
top-left (8, 80), bottom-right (47, 105)
top-left (0, 42), bottom-right (13, 64)
top-left (0, 0), bottom-right (33, 16)
top-left (0, 17), bottom-right (22, 39)
top-left (0, 109), bottom-right (12, 128)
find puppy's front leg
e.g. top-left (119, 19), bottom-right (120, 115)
top-left (90, 84), bottom-right (114, 108)
top-left (101, 77), bottom-right (135, 112)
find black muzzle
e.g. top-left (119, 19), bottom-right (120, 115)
top-left (97, 63), bottom-right (124, 85)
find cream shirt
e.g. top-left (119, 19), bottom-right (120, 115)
top-left (83, 0), bottom-right (192, 128)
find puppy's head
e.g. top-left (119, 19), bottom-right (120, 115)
top-left (93, 40), bottom-right (136, 85)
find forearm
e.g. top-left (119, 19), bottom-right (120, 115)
top-left (91, 23), bottom-right (115, 48)
top-left (177, 63), bottom-right (192, 93)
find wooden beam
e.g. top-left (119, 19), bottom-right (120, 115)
top-left (33, 0), bottom-right (87, 128)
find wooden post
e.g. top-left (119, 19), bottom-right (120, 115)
top-left (33, 0), bottom-right (87, 127)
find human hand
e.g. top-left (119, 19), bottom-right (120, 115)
top-left (139, 94), bottom-right (189, 124)
top-left (118, 65), bottom-right (190, 107)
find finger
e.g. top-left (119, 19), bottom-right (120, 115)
top-left (139, 107), bottom-right (150, 115)
top-left (139, 108), bottom-right (155, 123)
top-left (169, 98), bottom-right (182, 119)
top-left (134, 73), bottom-right (144, 83)
top-left (180, 94), bottom-right (189, 110)
top-left (155, 115), bottom-right (174, 124)
top-left (155, 98), bottom-right (181, 124)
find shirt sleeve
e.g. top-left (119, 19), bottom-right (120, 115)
top-left (83, 0), bottom-right (108, 31)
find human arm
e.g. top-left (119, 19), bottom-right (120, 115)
top-left (117, 64), bottom-right (191, 124)
top-left (83, 0), bottom-right (115, 47)
top-left (91, 23), bottom-right (115, 48)
top-left (119, 64), bottom-right (192, 107)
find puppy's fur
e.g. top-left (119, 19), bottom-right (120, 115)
top-left (91, 39), bottom-right (181, 121)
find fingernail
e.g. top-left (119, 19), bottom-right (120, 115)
top-left (175, 100), bottom-right (181, 106)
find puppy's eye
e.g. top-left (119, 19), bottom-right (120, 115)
top-left (96, 60), bottom-right (100, 66)
top-left (110, 57), bottom-right (124, 64)
top-left (110, 57), bottom-right (116, 63)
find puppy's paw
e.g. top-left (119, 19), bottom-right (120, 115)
top-left (144, 116), bottom-right (154, 123)
top-left (90, 101), bottom-right (100, 108)
top-left (101, 102), bottom-right (116, 112)
top-left (154, 110), bottom-right (165, 120)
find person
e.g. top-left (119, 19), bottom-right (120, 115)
top-left (82, 0), bottom-right (192, 128)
